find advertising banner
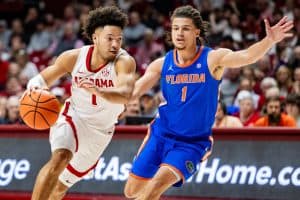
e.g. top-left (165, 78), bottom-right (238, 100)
top-left (0, 135), bottom-right (299, 199)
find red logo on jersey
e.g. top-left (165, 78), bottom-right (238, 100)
top-left (101, 68), bottom-right (110, 77)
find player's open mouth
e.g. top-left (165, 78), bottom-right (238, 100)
top-left (176, 38), bottom-right (184, 42)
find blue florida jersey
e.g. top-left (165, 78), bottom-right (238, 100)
top-left (154, 46), bottom-right (220, 140)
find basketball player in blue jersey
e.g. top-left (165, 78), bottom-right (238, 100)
top-left (124, 5), bottom-right (293, 200)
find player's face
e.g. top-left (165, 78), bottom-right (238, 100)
top-left (93, 26), bottom-right (123, 61)
top-left (171, 17), bottom-right (199, 50)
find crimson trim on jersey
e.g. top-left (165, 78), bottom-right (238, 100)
top-left (62, 102), bottom-right (79, 152)
top-left (66, 160), bottom-right (99, 178)
top-left (86, 46), bottom-right (107, 73)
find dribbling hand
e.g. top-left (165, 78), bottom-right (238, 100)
top-left (19, 87), bottom-right (49, 103)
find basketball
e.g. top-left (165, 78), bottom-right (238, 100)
top-left (19, 89), bottom-right (61, 130)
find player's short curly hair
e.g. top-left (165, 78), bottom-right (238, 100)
top-left (83, 6), bottom-right (128, 42)
top-left (170, 5), bottom-right (209, 45)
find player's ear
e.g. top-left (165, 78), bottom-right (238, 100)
top-left (92, 33), bottom-right (97, 42)
top-left (196, 29), bottom-right (200, 37)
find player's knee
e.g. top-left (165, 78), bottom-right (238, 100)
top-left (124, 181), bottom-right (142, 199)
top-left (48, 149), bottom-right (72, 173)
top-left (49, 182), bottom-right (68, 200)
top-left (123, 184), bottom-right (136, 198)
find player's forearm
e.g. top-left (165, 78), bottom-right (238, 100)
top-left (244, 37), bottom-right (274, 63)
top-left (95, 86), bottom-right (133, 104)
top-left (131, 75), bottom-right (158, 100)
top-left (225, 37), bottom-right (274, 68)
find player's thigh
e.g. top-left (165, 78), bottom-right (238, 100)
top-left (163, 144), bottom-right (204, 186)
top-left (71, 126), bottom-right (113, 170)
top-left (49, 115), bottom-right (77, 154)
top-left (58, 127), bottom-right (113, 187)
top-left (130, 133), bottom-right (163, 179)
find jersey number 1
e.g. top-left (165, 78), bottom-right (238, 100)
top-left (92, 94), bottom-right (97, 105)
top-left (181, 86), bottom-right (187, 102)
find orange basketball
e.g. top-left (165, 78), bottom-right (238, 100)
top-left (19, 89), bottom-right (61, 130)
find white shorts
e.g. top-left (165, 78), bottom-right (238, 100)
top-left (49, 102), bottom-right (114, 187)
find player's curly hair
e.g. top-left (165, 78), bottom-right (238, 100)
top-left (83, 6), bottom-right (128, 42)
top-left (170, 5), bottom-right (209, 45)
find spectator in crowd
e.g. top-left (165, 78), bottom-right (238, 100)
top-left (27, 19), bottom-right (52, 54)
top-left (62, 5), bottom-right (80, 34)
top-left (134, 28), bottom-right (165, 74)
top-left (140, 91), bottom-right (158, 118)
top-left (233, 77), bottom-right (259, 109)
top-left (257, 77), bottom-right (278, 110)
top-left (50, 22), bottom-right (84, 57)
top-left (209, 8), bottom-right (229, 36)
top-left (223, 13), bottom-right (242, 43)
top-left (0, 96), bottom-right (7, 124)
top-left (14, 49), bottom-right (39, 81)
top-left (265, 86), bottom-right (281, 99)
top-left (4, 77), bottom-right (23, 97)
top-left (241, 65), bottom-right (255, 81)
top-left (273, 39), bottom-right (293, 68)
top-left (0, 20), bottom-right (11, 50)
top-left (118, 98), bottom-right (142, 125)
top-left (9, 34), bottom-right (26, 59)
top-left (220, 68), bottom-right (241, 106)
top-left (24, 7), bottom-right (40, 42)
top-left (213, 101), bottom-right (243, 128)
top-left (1, 95), bottom-right (22, 124)
top-left (256, 54), bottom-right (273, 78)
top-left (285, 93), bottom-right (300, 127)
top-left (8, 62), bottom-right (21, 78)
top-left (289, 45), bottom-right (300, 69)
top-left (123, 11), bottom-right (146, 47)
top-left (254, 96), bottom-right (296, 127)
top-left (233, 90), bottom-right (260, 126)
top-left (9, 18), bottom-right (28, 46)
top-left (126, 98), bottom-right (142, 117)
top-left (292, 66), bottom-right (300, 93)
top-left (275, 65), bottom-right (294, 97)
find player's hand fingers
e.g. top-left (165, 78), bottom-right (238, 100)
top-left (42, 87), bottom-right (50, 91)
top-left (281, 22), bottom-right (294, 32)
top-left (264, 19), bottom-right (270, 29)
top-left (284, 33), bottom-right (293, 38)
top-left (78, 79), bottom-right (94, 88)
top-left (29, 86), bottom-right (45, 92)
top-left (276, 16), bottom-right (288, 26)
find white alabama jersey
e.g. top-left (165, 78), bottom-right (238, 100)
top-left (67, 45), bottom-right (126, 130)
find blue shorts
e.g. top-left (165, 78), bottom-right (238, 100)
top-left (130, 124), bottom-right (213, 187)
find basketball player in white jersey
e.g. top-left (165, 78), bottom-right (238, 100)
top-left (26, 6), bottom-right (136, 200)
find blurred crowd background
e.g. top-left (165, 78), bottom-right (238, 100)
top-left (0, 0), bottom-right (299, 127)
